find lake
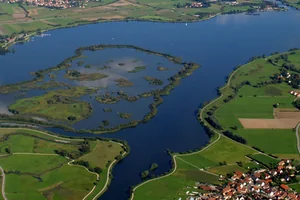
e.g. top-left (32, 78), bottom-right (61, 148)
top-left (1, 7), bottom-right (300, 200)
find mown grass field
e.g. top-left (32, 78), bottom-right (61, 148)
top-left (0, 128), bottom-right (124, 200)
top-left (133, 136), bottom-right (266, 200)
top-left (248, 153), bottom-right (279, 167)
top-left (0, 0), bottom-right (270, 35)
top-left (203, 50), bottom-right (300, 157)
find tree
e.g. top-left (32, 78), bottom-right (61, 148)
top-left (293, 99), bottom-right (300, 109)
top-left (150, 163), bottom-right (158, 171)
top-left (94, 167), bottom-right (102, 174)
top-left (140, 170), bottom-right (149, 179)
top-left (67, 116), bottom-right (77, 121)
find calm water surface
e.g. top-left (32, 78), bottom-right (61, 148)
top-left (1, 8), bottom-right (300, 200)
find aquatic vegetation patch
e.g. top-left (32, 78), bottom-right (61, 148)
top-left (1, 44), bottom-right (200, 134)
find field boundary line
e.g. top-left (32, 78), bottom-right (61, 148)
top-left (90, 150), bottom-right (127, 200)
top-left (296, 123), bottom-right (300, 154)
top-left (0, 166), bottom-right (7, 200)
top-left (176, 157), bottom-right (218, 176)
top-left (0, 127), bottom-right (82, 141)
top-left (13, 153), bottom-right (58, 156)
top-left (130, 134), bottom-right (221, 200)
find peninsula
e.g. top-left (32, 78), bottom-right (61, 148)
top-left (131, 49), bottom-right (300, 199)
top-left (0, 127), bottom-right (128, 199)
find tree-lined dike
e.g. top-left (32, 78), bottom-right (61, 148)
top-left (0, 127), bottom-right (128, 200)
top-left (130, 50), bottom-right (300, 199)
top-left (0, 9), bottom-right (300, 200)
top-left (0, 44), bottom-right (199, 134)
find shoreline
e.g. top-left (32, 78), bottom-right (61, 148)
top-left (0, 44), bottom-right (200, 135)
top-left (1, 5), bottom-right (286, 50)
top-left (0, 127), bottom-right (129, 200)
top-left (129, 49), bottom-right (300, 199)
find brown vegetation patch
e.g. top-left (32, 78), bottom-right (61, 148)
top-left (13, 13), bottom-right (26, 19)
top-left (28, 9), bottom-right (39, 16)
top-left (72, 0), bottom-right (140, 13)
top-left (100, 15), bottom-right (125, 19)
top-left (41, 20), bottom-right (59, 26)
top-left (0, 26), bottom-right (5, 35)
top-left (239, 118), bottom-right (299, 129)
top-left (274, 108), bottom-right (300, 119)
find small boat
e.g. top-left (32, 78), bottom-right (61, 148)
top-left (185, 23), bottom-right (188, 26)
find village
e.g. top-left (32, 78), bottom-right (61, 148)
top-left (184, 160), bottom-right (300, 200)
top-left (0, 0), bottom-right (87, 9)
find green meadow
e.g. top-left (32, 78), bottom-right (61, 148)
top-left (0, 128), bottom-right (125, 200)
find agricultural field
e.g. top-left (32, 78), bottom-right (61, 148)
top-left (0, 128), bottom-right (125, 200)
top-left (132, 136), bottom-right (268, 200)
top-left (247, 153), bottom-right (279, 167)
top-left (203, 50), bottom-right (300, 157)
top-left (0, 0), bottom-right (275, 36)
top-left (132, 50), bottom-right (300, 200)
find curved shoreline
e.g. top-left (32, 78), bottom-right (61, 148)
top-left (0, 165), bottom-right (7, 200)
top-left (0, 44), bottom-right (199, 134)
top-left (0, 127), bottom-right (129, 200)
top-left (296, 123), bottom-right (300, 154)
top-left (129, 52), bottom-right (295, 199)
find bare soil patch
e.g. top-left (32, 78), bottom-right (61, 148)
top-left (0, 26), bottom-right (5, 35)
top-left (28, 9), bottom-right (39, 16)
top-left (13, 13), bottom-right (26, 19)
top-left (72, 0), bottom-right (140, 13)
top-left (274, 108), bottom-right (300, 119)
top-left (239, 118), bottom-right (299, 129)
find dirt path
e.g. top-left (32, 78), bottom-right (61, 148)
top-left (0, 166), bottom-right (7, 200)
top-left (130, 135), bottom-right (220, 200)
top-left (13, 153), bottom-right (58, 156)
top-left (296, 123), bottom-right (300, 154)
top-left (176, 157), bottom-right (218, 176)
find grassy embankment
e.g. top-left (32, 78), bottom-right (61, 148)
top-left (0, 0), bottom-right (280, 41)
top-left (0, 128), bottom-right (126, 200)
top-left (131, 50), bottom-right (300, 199)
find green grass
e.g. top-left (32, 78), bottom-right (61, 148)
top-left (79, 140), bottom-right (123, 169)
top-left (236, 129), bottom-right (297, 154)
top-left (133, 136), bottom-right (257, 200)
top-left (248, 154), bottom-right (279, 167)
top-left (1, 154), bottom-right (66, 174)
top-left (0, 128), bottom-right (124, 200)
top-left (207, 164), bottom-right (246, 175)
top-left (289, 183), bottom-right (300, 193)
top-left (0, 0), bottom-right (269, 35)
top-left (134, 158), bottom-right (220, 200)
top-left (9, 87), bottom-right (93, 122)
top-left (202, 51), bottom-right (300, 157)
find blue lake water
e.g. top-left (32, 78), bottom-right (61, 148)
top-left (1, 8), bottom-right (300, 200)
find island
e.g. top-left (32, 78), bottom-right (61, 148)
top-left (0, 127), bottom-right (128, 200)
top-left (130, 49), bottom-right (300, 199)
top-left (0, 44), bottom-right (199, 134)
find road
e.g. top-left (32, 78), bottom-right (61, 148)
top-left (0, 166), bottom-right (7, 200)
top-left (296, 123), bottom-right (300, 154)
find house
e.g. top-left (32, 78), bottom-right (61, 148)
top-left (280, 184), bottom-right (290, 191)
